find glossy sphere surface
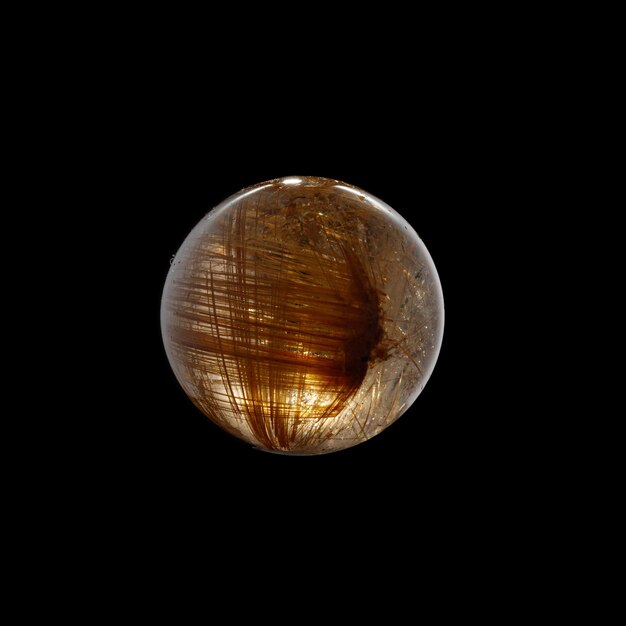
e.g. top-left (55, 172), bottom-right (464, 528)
top-left (161, 177), bottom-right (443, 454)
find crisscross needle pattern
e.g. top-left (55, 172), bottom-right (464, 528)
top-left (161, 177), bottom-right (443, 454)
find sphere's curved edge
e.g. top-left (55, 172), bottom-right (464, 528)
top-left (376, 221), bottom-right (445, 423)
top-left (161, 175), bottom-right (445, 456)
top-left (254, 447), bottom-right (321, 457)
top-left (209, 175), bottom-right (405, 225)
top-left (253, 440), bottom-right (369, 456)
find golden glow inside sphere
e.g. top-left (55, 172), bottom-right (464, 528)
top-left (161, 176), bottom-right (444, 455)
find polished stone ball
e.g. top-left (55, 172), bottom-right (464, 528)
top-left (161, 176), bottom-right (443, 455)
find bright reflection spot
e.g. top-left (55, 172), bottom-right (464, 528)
top-left (282, 178), bottom-right (303, 185)
top-left (334, 184), bottom-right (362, 197)
top-left (334, 184), bottom-right (392, 214)
top-left (222, 184), bottom-right (272, 210)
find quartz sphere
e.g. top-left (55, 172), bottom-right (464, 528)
top-left (161, 177), bottom-right (443, 455)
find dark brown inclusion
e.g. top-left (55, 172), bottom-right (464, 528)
top-left (161, 177), bottom-right (442, 454)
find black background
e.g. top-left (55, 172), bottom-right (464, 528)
top-left (93, 54), bottom-right (526, 544)
top-left (23, 12), bottom-right (567, 608)
top-left (111, 118), bottom-right (511, 525)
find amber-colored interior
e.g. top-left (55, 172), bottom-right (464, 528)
top-left (163, 179), bottom-right (387, 452)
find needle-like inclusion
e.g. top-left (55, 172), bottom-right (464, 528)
top-left (161, 176), bottom-right (443, 454)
